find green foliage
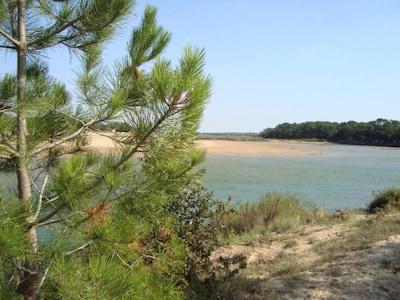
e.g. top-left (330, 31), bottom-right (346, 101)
top-left (0, 2), bottom-right (222, 299)
top-left (218, 193), bottom-right (328, 235)
top-left (261, 119), bottom-right (400, 146)
top-left (166, 183), bottom-right (247, 299)
top-left (128, 6), bottom-right (171, 66)
top-left (51, 155), bottom-right (93, 210)
top-left (0, 0), bottom-right (133, 50)
top-left (367, 188), bottom-right (400, 213)
top-left (0, 196), bottom-right (30, 298)
top-left (0, 61), bottom-right (82, 157)
top-left (40, 251), bottom-right (184, 300)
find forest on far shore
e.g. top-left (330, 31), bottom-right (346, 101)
top-left (260, 118), bottom-right (400, 147)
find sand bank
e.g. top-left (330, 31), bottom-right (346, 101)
top-left (87, 132), bottom-right (320, 156)
top-left (86, 132), bottom-right (123, 154)
top-left (196, 139), bottom-right (321, 156)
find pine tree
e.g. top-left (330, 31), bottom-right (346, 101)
top-left (0, 2), bottom-right (213, 298)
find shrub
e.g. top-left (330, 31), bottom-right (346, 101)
top-left (166, 183), bottom-right (247, 298)
top-left (217, 193), bottom-right (327, 235)
top-left (367, 188), bottom-right (400, 213)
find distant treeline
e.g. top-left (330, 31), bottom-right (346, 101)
top-left (260, 119), bottom-right (400, 147)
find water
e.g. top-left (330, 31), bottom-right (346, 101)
top-left (2, 144), bottom-right (399, 212)
top-left (200, 143), bottom-right (400, 211)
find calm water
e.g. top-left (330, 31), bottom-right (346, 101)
top-left (200, 143), bottom-right (400, 211)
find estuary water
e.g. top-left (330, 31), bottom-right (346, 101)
top-left (200, 143), bottom-right (400, 211)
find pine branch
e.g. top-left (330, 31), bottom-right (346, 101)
top-left (36, 262), bottom-right (51, 296)
top-left (65, 240), bottom-right (93, 256)
top-left (113, 101), bottom-right (176, 170)
top-left (29, 102), bottom-right (123, 157)
top-left (28, 173), bottom-right (49, 224)
top-left (29, 1), bottom-right (130, 50)
top-left (27, 16), bottom-right (82, 48)
top-left (33, 206), bottom-right (63, 228)
top-left (33, 216), bottom-right (67, 228)
top-left (0, 28), bottom-right (20, 47)
top-left (113, 251), bottom-right (132, 269)
top-left (31, 29), bottom-right (83, 50)
top-left (0, 44), bottom-right (16, 49)
top-left (0, 106), bottom-right (16, 113)
top-left (1, 133), bottom-right (19, 157)
top-left (30, 120), bottom-right (95, 156)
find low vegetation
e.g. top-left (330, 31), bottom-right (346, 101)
top-left (208, 189), bottom-right (400, 299)
top-left (214, 193), bottom-right (328, 237)
top-left (367, 188), bottom-right (400, 213)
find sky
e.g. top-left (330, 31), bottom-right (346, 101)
top-left (2, 0), bottom-right (400, 133)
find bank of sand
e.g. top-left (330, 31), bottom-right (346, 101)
top-left (87, 132), bottom-right (321, 156)
top-left (196, 139), bottom-right (321, 156)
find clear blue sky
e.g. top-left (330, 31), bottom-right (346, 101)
top-left (2, 1), bottom-right (400, 133)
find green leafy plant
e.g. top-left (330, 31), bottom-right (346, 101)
top-left (367, 188), bottom-right (400, 213)
top-left (166, 183), bottom-right (247, 298)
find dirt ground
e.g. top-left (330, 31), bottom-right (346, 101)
top-left (213, 215), bottom-right (400, 299)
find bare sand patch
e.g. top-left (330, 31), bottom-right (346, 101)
top-left (86, 132), bottom-right (123, 154)
top-left (87, 132), bottom-right (321, 156)
top-left (196, 139), bottom-right (321, 156)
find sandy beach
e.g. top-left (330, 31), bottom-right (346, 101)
top-left (196, 139), bottom-right (321, 156)
top-left (86, 132), bottom-right (123, 154)
top-left (87, 132), bottom-right (320, 156)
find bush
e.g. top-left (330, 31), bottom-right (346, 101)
top-left (166, 184), bottom-right (247, 298)
top-left (217, 193), bottom-right (327, 235)
top-left (367, 188), bottom-right (400, 213)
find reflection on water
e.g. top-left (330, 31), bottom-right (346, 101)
top-left (200, 144), bottom-right (400, 211)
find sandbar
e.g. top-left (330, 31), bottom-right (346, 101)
top-left (86, 132), bottom-right (123, 154)
top-left (87, 132), bottom-right (321, 156)
top-left (196, 139), bottom-right (321, 156)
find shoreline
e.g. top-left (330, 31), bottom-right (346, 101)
top-left (195, 139), bottom-right (321, 156)
top-left (87, 132), bottom-right (322, 156)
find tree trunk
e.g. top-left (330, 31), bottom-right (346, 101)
top-left (16, 1), bottom-right (38, 299)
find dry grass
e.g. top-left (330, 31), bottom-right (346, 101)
top-left (215, 193), bottom-right (329, 238)
top-left (212, 208), bottom-right (400, 299)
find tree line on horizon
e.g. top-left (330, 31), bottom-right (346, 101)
top-left (260, 118), bottom-right (400, 147)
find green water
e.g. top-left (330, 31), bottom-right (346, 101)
top-left (1, 144), bottom-right (399, 212)
top-left (200, 144), bottom-right (400, 211)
